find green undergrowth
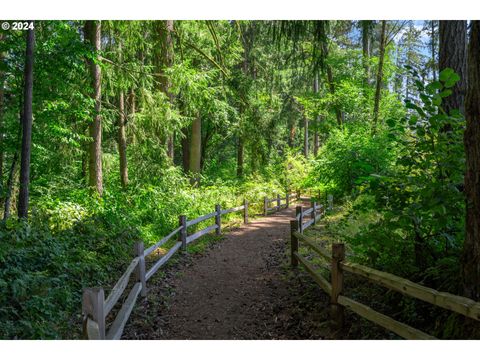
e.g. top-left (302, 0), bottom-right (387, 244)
top-left (0, 168), bottom-right (291, 339)
top-left (300, 197), bottom-right (470, 339)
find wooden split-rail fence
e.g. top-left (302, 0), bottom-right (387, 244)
top-left (290, 207), bottom-right (480, 340)
top-left (82, 192), bottom-right (299, 340)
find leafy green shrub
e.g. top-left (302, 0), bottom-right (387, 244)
top-left (0, 165), bottom-right (295, 339)
top-left (306, 124), bottom-right (397, 198)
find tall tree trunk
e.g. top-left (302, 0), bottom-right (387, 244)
top-left (237, 136), bottom-right (244, 177)
top-left (319, 21), bottom-right (342, 126)
top-left (313, 75), bottom-right (320, 157)
top-left (118, 90), bottom-right (128, 188)
top-left (4, 152), bottom-right (18, 220)
top-left (189, 114), bottom-right (201, 186)
top-left (431, 21), bottom-right (437, 82)
top-left (18, 25), bottom-right (35, 219)
top-left (236, 22), bottom-right (254, 179)
top-left (157, 21), bottom-right (175, 161)
top-left (84, 20), bottom-right (103, 196)
top-left (361, 20), bottom-right (371, 85)
top-left (372, 20), bottom-right (387, 134)
top-left (439, 20), bottom-right (467, 115)
top-left (288, 123), bottom-right (296, 148)
top-left (462, 20), bottom-right (480, 302)
top-left (326, 66), bottom-right (342, 126)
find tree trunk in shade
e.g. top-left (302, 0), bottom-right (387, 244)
top-left (462, 20), bottom-right (480, 302)
top-left (361, 20), bottom-right (371, 86)
top-left (372, 20), bottom-right (386, 133)
top-left (18, 24), bottom-right (35, 219)
top-left (319, 22), bottom-right (342, 126)
top-left (189, 115), bottom-right (201, 186)
top-left (439, 20), bottom-right (467, 115)
top-left (157, 20), bottom-right (175, 161)
top-left (431, 21), bottom-right (437, 82)
top-left (84, 20), bottom-right (103, 196)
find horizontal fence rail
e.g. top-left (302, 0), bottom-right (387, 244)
top-left (144, 226), bottom-right (182, 257)
top-left (290, 221), bottom-right (480, 339)
top-left (104, 257), bottom-right (140, 316)
top-left (295, 201), bottom-right (326, 233)
top-left (340, 261), bottom-right (480, 321)
top-left (262, 193), bottom-right (295, 216)
top-left (82, 192), bottom-right (299, 339)
top-left (146, 242), bottom-right (182, 281)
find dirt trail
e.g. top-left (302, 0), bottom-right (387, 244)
top-left (124, 205), bottom-right (333, 340)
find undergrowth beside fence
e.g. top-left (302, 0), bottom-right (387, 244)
top-left (0, 170), bottom-right (290, 339)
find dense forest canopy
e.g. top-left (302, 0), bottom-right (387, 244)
top-left (0, 20), bottom-right (480, 339)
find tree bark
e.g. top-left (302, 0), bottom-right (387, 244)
top-left (189, 114), bottom-right (201, 186)
top-left (319, 21), bottom-right (342, 126)
top-left (326, 66), bottom-right (342, 126)
top-left (84, 20), bottom-right (103, 196)
top-left (439, 21), bottom-right (467, 115)
top-left (4, 152), bottom-right (18, 220)
top-left (157, 21), bottom-right (175, 161)
top-left (361, 20), bottom-right (371, 85)
top-left (372, 20), bottom-right (387, 134)
top-left (288, 121), bottom-right (296, 148)
top-left (18, 25), bottom-right (35, 219)
top-left (118, 90), bottom-right (128, 188)
top-left (462, 20), bottom-right (480, 302)
top-left (431, 21), bottom-right (437, 82)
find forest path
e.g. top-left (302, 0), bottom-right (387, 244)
top-left (124, 204), bottom-right (333, 339)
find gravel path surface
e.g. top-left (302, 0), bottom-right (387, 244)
top-left (124, 205), bottom-right (335, 340)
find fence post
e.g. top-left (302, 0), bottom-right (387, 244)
top-left (263, 196), bottom-right (268, 216)
top-left (215, 204), bottom-right (221, 235)
top-left (296, 189), bottom-right (300, 200)
top-left (135, 241), bottom-right (147, 297)
top-left (290, 220), bottom-right (299, 267)
top-left (330, 243), bottom-right (345, 330)
top-left (179, 215), bottom-right (187, 251)
top-left (312, 201), bottom-right (317, 225)
top-left (243, 199), bottom-right (248, 224)
top-left (277, 194), bottom-right (281, 212)
top-left (286, 192), bottom-right (289, 208)
top-left (82, 287), bottom-right (105, 339)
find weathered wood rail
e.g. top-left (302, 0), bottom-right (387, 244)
top-left (290, 220), bottom-right (480, 339)
top-left (295, 202), bottom-right (325, 233)
top-left (262, 193), bottom-right (295, 216)
top-left (82, 192), bottom-right (299, 340)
